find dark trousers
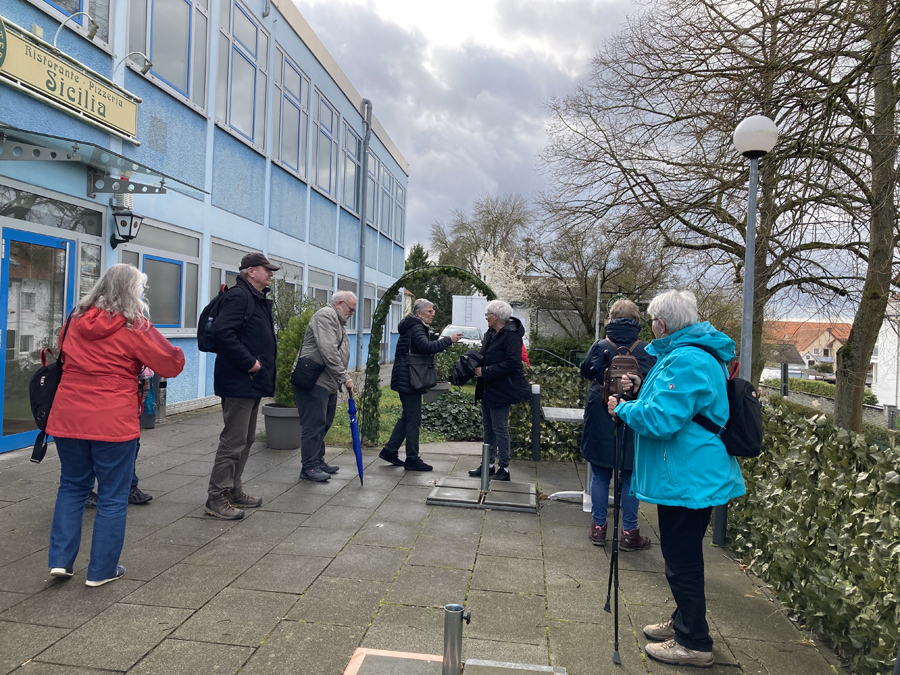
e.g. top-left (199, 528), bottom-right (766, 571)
top-left (208, 397), bottom-right (260, 498)
top-left (293, 384), bottom-right (337, 471)
top-left (481, 402), bottom-right (511, 469)
top-left (657, 504), bottom-right (714, 652)
top-left (383, 392), bottom-right (422, 458)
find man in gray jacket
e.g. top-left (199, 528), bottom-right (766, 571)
top-left (292, 291), bottom-right (356, 482)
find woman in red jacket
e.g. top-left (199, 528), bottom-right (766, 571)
top-left (46, 264), bottom-right (185, 587)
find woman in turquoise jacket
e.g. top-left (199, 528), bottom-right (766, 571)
top-left (608, 290), bottom-right (744, 668)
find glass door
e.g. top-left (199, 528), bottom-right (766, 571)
top-left (0, 229), bottom-right (75, 453)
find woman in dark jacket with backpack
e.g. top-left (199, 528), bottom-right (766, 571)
top-left (470, 299), bottom-right (531, 481)
top-left (379, 299), bottom-right (460, 471)
top-left (581, 299), bottom-right (656, 550)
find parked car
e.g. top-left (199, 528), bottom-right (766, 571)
top-left (441, 325), bottom-right (483, 348)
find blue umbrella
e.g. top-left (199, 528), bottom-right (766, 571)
top-left (347, 392), bottom-right (364, 485)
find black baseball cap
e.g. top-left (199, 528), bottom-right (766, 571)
top-left (240, 252), bottom-right (280, 271)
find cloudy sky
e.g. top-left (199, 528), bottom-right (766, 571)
top-left (292, 0), bottom-right (637, 250)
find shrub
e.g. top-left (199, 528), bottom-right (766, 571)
top-left (509, 365), bottom-right (586, 461)
top-left (434, 342), bottom-right (470, 383)
top-left (527, 335), bottom-right (594, 367)
top-left (729, 397), bottom-right (900, 674)
top-left (422, 388), bottom-right (483, 440)
top-left (273, 307), bottom-right (315, 407)
top-left (762, 377), bottom-right (878, 405)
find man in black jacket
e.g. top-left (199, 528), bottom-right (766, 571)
top-left (205, 252), bottom-right (279, 520)
top-left (379, 299), bottom-right (460, 471)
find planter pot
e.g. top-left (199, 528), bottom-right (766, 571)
top-left (261, 403), bottom-right (300, 449)
top-left (423, 381), bottom-right (452, 404)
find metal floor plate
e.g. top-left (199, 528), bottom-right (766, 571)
top-left (426, 478), bottom-right (537, 513)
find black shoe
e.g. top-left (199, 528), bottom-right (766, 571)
top-left (128, 486), bottom-right (153, 505)
top-left (85, 491), bottom-right (98, 508)
top-left (318, 461), bottom-right (340, 474)
top-left (468, 464), bottom-right (495, 477)
top-left (300, 468), bottom-right (331, 482)
top-left (404, 457), bottom-right (433, 472)
top-left (491, 468), bottom-right (510, 481)
top-left (379, 449), bottom-right (405, 466)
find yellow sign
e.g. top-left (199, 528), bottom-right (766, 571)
top-left (0, 18), bottom-right (138, 138)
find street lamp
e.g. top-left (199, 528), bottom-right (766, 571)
top-left (712, 115), bottom-right (778, 547)
top-left (110, 210), bottom-right (145, 249)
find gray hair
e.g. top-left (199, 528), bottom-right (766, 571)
top-left (647, 290), bottom-right (698, 335)
top-left (485, 299), bottom-right (513, 323)
top-left (413, 298), bottom-right (434, 316)
top-left (333, 290), bottom-right (357, 305)
top-left (76, 263), bottom-right (150, 329)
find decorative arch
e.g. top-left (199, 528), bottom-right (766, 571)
top-left (359, 266), bottom-right (497, 443)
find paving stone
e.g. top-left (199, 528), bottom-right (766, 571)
top-left (302, 505), bottom-right (372, 531)
top-left (0, 480), bottom-right (58, 503)
top-left (119, 542), bottom-right (196, 581)
top-left (261, 485), bottom-right (334, 514)
top-left (465, 590), bottom-right (547, 645)
top-left (724, 637), bottom-right (837, 675)
top-left (271, 526), bottom-right (355, 557)
top-left (462, 638), bottom-right (551, 667)
top-left (172, 586), bottom-right (295, 646)
top-left (386, 564), bottom-right (471, 608)
top-left (545, 572), bottom-right (617, 624)
top-left (362, 604), bottom-right (444, 654)
top-left (10, 662), bottom-right (114, 674)
top-left (547, 618), bottom-right (650, 675)
top-left (151, 480), bottom-right (213, 505)
top-left (352, 519), bottom-right (423, 548)
top-left (540, 523), bottom-right (597, 554)
top-left (129, 638), bottom-right (253, 675)
top-left (0, 551), bottom-right (82, 594)
top-left (0, 578), bottom-right (143, 628)
top-left (0, 525), bottom-right (50, 567)
top-left (132, 472), bottom-right (199, 494)
top-left (232, 553), bottom-right (330, 594)
top-left (35, 604), bottom-right (192, 671)
top-left (181, 535), bottom-right (272, 569)
top-left (706, 582), bottom-right (808, 643)
top-left (239, 621), bottom-right (363, 675)
top-left (537, 501), bottom-right (589, 527)
top-left (140, 514), bottom-right (236, 548)
top-left (542, 547), bottom-right (609, 584)
top-left (122, 563), bottom-right (243, 609)
top-left (405, 534), bottom-right (479, 570)
top-left (325, 545), bottom-right (409, 582)
top-left (616, 570), bottom-right (673, 607)
top-left (124, 501), bottom-right (202, 531)
top-left (326, 485), bottom-right (392, 510)
top-left (287, 576), bottom-right (388, 626)
top-left (471, 555), bottom-right (545, 596)
top-left (0, 620), bottom-right (69, 674)
top-left (0, 591), bottom-right (28, 613)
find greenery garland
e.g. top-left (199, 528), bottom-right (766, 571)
top-left (359, 265), bottom-right (496, 443)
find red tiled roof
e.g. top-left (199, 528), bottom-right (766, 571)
top-left (763, 321), bottom-right (852, 353)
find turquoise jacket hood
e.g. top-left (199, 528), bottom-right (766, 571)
top-left (616, 321), bottom-right (745, 508)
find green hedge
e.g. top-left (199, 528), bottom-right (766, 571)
top-left (510, 365), bottom-right (586, 461)
top-left (527, 335), bottom-right (594, 367)
top-left (762, 377), bottom-right (878, 405)
top-left (421, 389), bottom-right (483, 440)
top-left (729, 397), bottom-right (900, 674)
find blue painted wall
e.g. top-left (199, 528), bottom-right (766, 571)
top-left (338, 208), bottom-right (360, 261)
top-left (365, 225), bottom-right (377, 269)
top-left (166, 338), bottom-right (199, 404)
top-left (378, 234), bottom-right (392, 275)
top-left (393, 243), bottom-right (405, 279)
top-left (308, 190), bottom-right (336, 252)
top-left (211, 129), bottom-right (266, 223)
top-left (270, 165), bottom-right (308, 240)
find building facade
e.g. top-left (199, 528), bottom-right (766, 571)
top-left (0, 0), bottom-right (408, 454)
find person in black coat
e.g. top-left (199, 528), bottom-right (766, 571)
top-left (580, 299), bottom-right (656, 549)
top-left (379, 299), bottom-right (461, 471)
top-left (205, 252), bottom-right (278, 520)
top-left (469, 299), bottom-right (531, 482)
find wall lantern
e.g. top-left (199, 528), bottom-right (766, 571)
top-left (110, 210), bottom-right (144, 248)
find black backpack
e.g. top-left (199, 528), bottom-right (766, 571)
top-left (688, 345), bottom-right (763, 458)
top-left (600, 338), bottom-right (642, 407)
top-left (28, 313), bottom-right (74, 463)
top-left (197, 283), bottom-right (253, 353)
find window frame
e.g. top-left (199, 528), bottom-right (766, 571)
top-left (215, 0), bottom-right (269, 153)
top-left (342, 122), bottom-right (362, 214)
top-left (272, 45), bottom-right (310, 180)
top-left (394, 182), bottom-right (406, 245)
top-left (127, 0), bottom-right (210, 114)
top-left (365, 151), bottom-right (379, 228)
top-left (312, 89), bottom-right (339, 200)
top-left (27, 0), bottom-right (115, 53)
top-left (142, 254), bottom-right (184, 328)
top-left (379, 165), bottom-right (393, 237)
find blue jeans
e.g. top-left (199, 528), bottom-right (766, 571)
top-left (482, 402), bottom-right (511, 469)
top-left (49, 437), bottom-right (136, 581)
top-left (590, 462), bottom-right (639, 532)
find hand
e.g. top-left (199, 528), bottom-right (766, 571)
top-left (621, 374), bottom-right (634, 393)
top-left (345, 378), bottom-right (355, 391)
top-left (607, 395), bottom-right (620, 417)
top-left (474, 366), bottom-right (483, 377)
top-left (248, 360), bottom-right (261, 374)
top-left (451, 332), bottom-right (463, 343)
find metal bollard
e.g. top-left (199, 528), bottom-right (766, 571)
top-left (780, 362), bottom-right (788, 397)
top-left (531, 384), bottom-right (541, 461)
top-left (481, 443), bottom-right (491, 493)
top-left (443, 603), bottom-right (471, 675)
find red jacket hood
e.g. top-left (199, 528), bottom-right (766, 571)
top-left (74, 307), bottom-right (130, 340)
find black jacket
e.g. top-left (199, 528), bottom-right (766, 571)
top-left (452, 350), bottom-right (483, 386)
top-left (391, 314), bottom-right (453, 394)
top-left (212, 276), bottom-right (277, 398)
top-left (475, 317), bottom-right (531, 408)
top-left (579, 318), bottom-right (656, 471)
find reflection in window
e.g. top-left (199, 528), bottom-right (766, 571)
top-left (79, 243), bottom-right (101, 298)
top-left (36, 0), bottom-right (112, 43)
top-left (342, 123), bottom-right (361, 212)
top-left (143, 256), bottom-right (183, 327)
top-left (273, 47), bottom-right (309, 178)
top-left (0, 185), bottom-right (102, 235)
top-left (314, 91), bottom-right (338, 197)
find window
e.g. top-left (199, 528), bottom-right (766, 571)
top-left (272, 47), bottom-right (309, 178)
top-left (128, 0), bottom-right (209, 109)
top-left (814, 348), bottom-right (820, 355)
top-left (363, 284), bottom-right (376, 331)
top-left (216, 1), bottom-right (268, 149)
top-left (823, 348), bottom-right (829, 357)
top-left (342, 123), bottom-right (361, 212)
top-left (313, 91), bottom-right (339, 197)
top-left (379, 166), bottom-right (393, 236)
top-left (338, 276), bottom-right (357, 331)
top-left (209, 241), bottom-right (244, 301)
top-left (391, 301), bottom-right (401, 333)
top-left (121, 222), bottom-right (200, 333)
top-left (30, 0), bottom-right (112, 46)
top-left (21, 293), bottom-right (36, 312)
top-left (308, 268), bottom-right (334, 307)
top-left (394, 183), bottom-right (406, 244)
top-left (365, 150), bottom-right (379, 227)
top-left (20, 335), bottom-right (34, 353)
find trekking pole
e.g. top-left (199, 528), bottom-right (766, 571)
top-left (603, 413), bottom-right (623, 665)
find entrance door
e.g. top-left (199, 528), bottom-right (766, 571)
top-left (0, 229), bottom-right (75, 453)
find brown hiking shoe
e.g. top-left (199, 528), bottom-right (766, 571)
top-left (227, 489), bottom-right (262, 508)
top-left (620, 527), bottom-right (651, 551)
top-left (643, 618), bottom-right (675, 641)
top-left (205, 494), bottom-right (244, 520)
top-left (645, 639), bottom-right (713, 668)
top-left (589, 522), bottom-right (608, 546)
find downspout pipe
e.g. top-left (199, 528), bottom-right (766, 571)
top-left (356, 99), bottom-right (373, 372)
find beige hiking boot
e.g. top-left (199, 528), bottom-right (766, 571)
top-left (645, 639), bottom-right (713, 668)
top-left (643, 617), bottom-right (675, 641)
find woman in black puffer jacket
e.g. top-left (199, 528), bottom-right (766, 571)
top-left (379, 299), bottom-right (460, 471)
top-left (469, 299), bottom-right (531, 482)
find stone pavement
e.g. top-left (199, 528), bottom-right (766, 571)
top-left (0, 406), bottom-right (845, 675)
